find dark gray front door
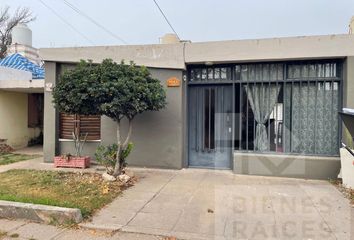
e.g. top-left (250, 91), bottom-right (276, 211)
top-left (188, 85), bottom-right (232, 169)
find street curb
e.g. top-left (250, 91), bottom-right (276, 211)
top-left (0, 200), bottom-right (82, 224)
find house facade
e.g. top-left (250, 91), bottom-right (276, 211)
top-left (41, 33), bottom-right (354, 179)
top-left (0, 24), bottom-right (44, 149)
top-left (0, 66), bottom-right (43, 149)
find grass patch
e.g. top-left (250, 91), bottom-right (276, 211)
top-left (0, 169), bottom-right (132, 218)
top-left (0, 153), bottom-right (40, 166)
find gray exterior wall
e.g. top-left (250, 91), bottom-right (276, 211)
top-left (40, 44), bottom-right (185, 69)
top-left (343, 56), bottom-right (354, 109)
top-left (43, 62), bottom-right (57, 162)
top-left (43, 62), bottom-right (184, 169)
top-left (40, 34), bottom-right (354, 67)
top-left (342, 56), bottom-right (354, 146)
top-left (42, 35), bottom-right (354, 179)
top-left (59, 141), bottom-right (100, 160)
top-left (234, 153), bottom-right (340, 180)
top-left (185, 34), bottom-right (354, 64)
top-left (100, 68), bottom-right (184, 169)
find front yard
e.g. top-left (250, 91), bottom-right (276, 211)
top-left (0, 153), bottom-right (40, 165)
top-left (0, 169), bottom-right (131, 218)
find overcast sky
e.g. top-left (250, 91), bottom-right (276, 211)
top-left (1, 0), bottom-right (354, 48)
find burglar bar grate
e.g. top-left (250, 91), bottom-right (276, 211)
top-left (188, 60), bottom-right (342, 156)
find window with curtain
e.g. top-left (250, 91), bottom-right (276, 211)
top-left (234, 61), bottom-right (341, 156)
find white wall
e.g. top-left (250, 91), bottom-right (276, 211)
top-left (0, 66), bottom-right (31, 81)
top-left (0, 91), bottom-right (37, 149)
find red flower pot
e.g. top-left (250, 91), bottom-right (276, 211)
top-left (54, 156), bottom-right (91, 169)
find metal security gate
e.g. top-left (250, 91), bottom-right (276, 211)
top-left (188, 85), bottom-right (232, 169)
top-left (187, 60), bottom-right (341, 170)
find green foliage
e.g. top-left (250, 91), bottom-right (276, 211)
top-left (121, 142), bottom-right (133, 162)
top-left (52, 60), bottom-right (102, 115)
top-left (52, 59), bottom-right (167, 120)
top-left (95, 143), bottom-right (134, 174)
top-left (97, 59), bottom-right (167, 120)
top-left (95, 144), bottom-right (118, 175)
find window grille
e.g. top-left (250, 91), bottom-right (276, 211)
top-left (188, 60), bottom-right (342, 156)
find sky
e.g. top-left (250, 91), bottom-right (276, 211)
top-left (1, 0), bottom-right (354, 48)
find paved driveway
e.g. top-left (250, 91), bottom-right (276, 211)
top-left (82, 169), bottom-right (353, 240)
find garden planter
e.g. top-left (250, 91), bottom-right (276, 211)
top-left (54, 156), bottom-right (91, 169)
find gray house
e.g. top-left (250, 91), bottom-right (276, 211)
top-left (40, 32), bottom-right (354, 179)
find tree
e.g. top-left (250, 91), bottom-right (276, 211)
top-left (53, 59), bottom-right (167, 176)
top-left (0, 6), bottom-right (35, 59)
top-left (52, 60), bottom-right (102, 116)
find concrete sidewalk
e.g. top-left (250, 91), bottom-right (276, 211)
top-left (14, 145), bottom-right (44, 156)
top-left (0, 218), bottom-right (163, 240)
top-left (0, 159), bottom-right (352, 239)
top-left (82, 168), bottom-right (353, 240)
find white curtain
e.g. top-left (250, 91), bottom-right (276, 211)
top-left (245, 84), bottom-right (281, 151)
top-left (284, 82), bottom-right (339, 155)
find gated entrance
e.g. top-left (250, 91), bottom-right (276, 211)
top-left (188, 85), bottom-right (233, 168)
top-left (187, 61), bottom-right (341, 169)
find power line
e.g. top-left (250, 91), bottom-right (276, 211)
top-left (37, 0), bottom-right (94, 45)
top-left (61, 0), bottom-right (128, 44)
top-left (152, 0), bottom-right (180, 39)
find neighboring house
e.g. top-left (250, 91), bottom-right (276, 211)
top-left (0, 56), bottom-right (44, 149)
top-left (0, 24), bottom-right (44, 149)
top-left (41, 23), bottom-right (354, 179)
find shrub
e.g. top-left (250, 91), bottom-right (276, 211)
top-left (95, 143), bottom-right (133, 175)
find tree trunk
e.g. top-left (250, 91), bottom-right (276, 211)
top-left (122, 119), bottom-right (133, 149)
top-left (113, 119), bottom-right (122, 176)
top-left (112, 118), bottom-right (133, 177)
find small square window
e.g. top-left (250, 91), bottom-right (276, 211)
top-left (235, 65), bottom-right (241, 80)
top-left (214, 68), bottom-right (220, 79)
top-left (220, 68), bottom-right (227, 79)
top-left (201, 68), bottom-right (207, 81)
top-left (207, 68), bottom-right (213, 80)
top-left (190, 69), bottom-right (195, 81)
top-left (195, 68), bottom-right (201, 81)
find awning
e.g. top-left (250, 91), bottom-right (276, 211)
top-left (0, 53), bottom-right (45, 79)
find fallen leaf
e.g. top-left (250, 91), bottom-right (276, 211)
top-left (102, 185), bottom-right (109, 194)
top-left (164, 237), bottom-right (176, 240)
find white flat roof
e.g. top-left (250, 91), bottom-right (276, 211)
top-left (39, 34), bottom-right (354, 69)
top-left (0, 66), bottom-right (31, 81)
top-left (0, 66), bottom-right (44, 93)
